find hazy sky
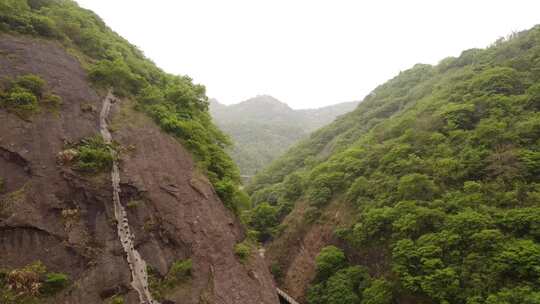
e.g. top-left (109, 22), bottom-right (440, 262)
top-left (75, 0), bottom-right (540, 109)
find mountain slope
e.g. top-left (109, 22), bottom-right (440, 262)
top-left (0, 1), bottom-right (277, 303)
top-left (210, 96), bottom-right (358, 177)
top-left (247, 26), bottom-right (540, 303)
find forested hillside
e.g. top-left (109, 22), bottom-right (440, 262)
top-left (210, 96), bottom-right (358, 177)
top-left (246, 26), bottom-right (540, 303)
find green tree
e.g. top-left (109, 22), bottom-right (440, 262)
top-left (361, 279), bottom-right (393, 304)
top-left (486, 286), bottom-right (540, 304)
top-left (322, 267), bottom-right (367, 304)
top-left (308, 186), bottom-right (332, 208)
top-left (282, 173), bottom-right (304, 201)
top-left (88, 59), bottom-right (144, 96)
top-left (397, 173), bottom-right (438, 201)
top-left (470, 67), bottom-right (524, 96)
top-left (315, 246), bottom-right (347, 281)
top-left (247, 202), bottom-right (278, 242)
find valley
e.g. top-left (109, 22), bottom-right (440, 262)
top-left (0, 1), bottom-right (539, 304)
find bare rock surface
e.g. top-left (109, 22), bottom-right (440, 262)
top-left (265, 200), bottom-right (355, 303)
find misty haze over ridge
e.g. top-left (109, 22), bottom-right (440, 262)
top-left (210, 96), bottom-right (359, 177)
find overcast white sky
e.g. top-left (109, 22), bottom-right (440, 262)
top-left (75, 0), bottom-right (540, 109)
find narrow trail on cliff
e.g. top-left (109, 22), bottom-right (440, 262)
top-left (100, 90), bottom-right (159, 304)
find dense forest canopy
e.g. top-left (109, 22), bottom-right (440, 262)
top-left (0, 0), bottom-right (247, 212)
top-left (246, 26), bottom-right (540, 303)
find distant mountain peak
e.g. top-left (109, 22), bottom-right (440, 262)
top-left (209, 95), bottom-right (359, 176)
top-left (238, 95), bottom-right (293, 111)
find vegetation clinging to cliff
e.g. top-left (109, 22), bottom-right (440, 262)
top-left (0, 74), bottom-right (61, 117)
top-left (72, 136), bottom-right (114, 173)
top-left (148, 259), bottom-right (192, 301)
top-left (0, 261), bottom-right (69, 304)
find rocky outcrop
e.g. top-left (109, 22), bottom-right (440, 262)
top-left (265, 200), bottom-right (356, 303)
top-left (0, 34), bottom-right (278, 304)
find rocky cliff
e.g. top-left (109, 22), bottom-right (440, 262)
top-left (0, 34), bottom-right (278, 304)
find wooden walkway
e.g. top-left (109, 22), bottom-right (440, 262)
top-left (277, 288), bottom-right (300, 304)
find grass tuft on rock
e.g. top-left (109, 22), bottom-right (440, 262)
top-left (0, 261), bottom-right (69, 304)
top-left (148, 259), bottom-right (192, 301)
top-left (0, 74), bottom-right (62, 118)
top-left (72, 136), bottom-right (115, 173)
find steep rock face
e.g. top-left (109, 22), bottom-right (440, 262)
top-left (265, 200), bottom-right (357, 303)
top-left (0, 34), bottom-right (278, 304)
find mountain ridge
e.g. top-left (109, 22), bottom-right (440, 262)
top-left (210, 96), bottom-right (359, 177)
